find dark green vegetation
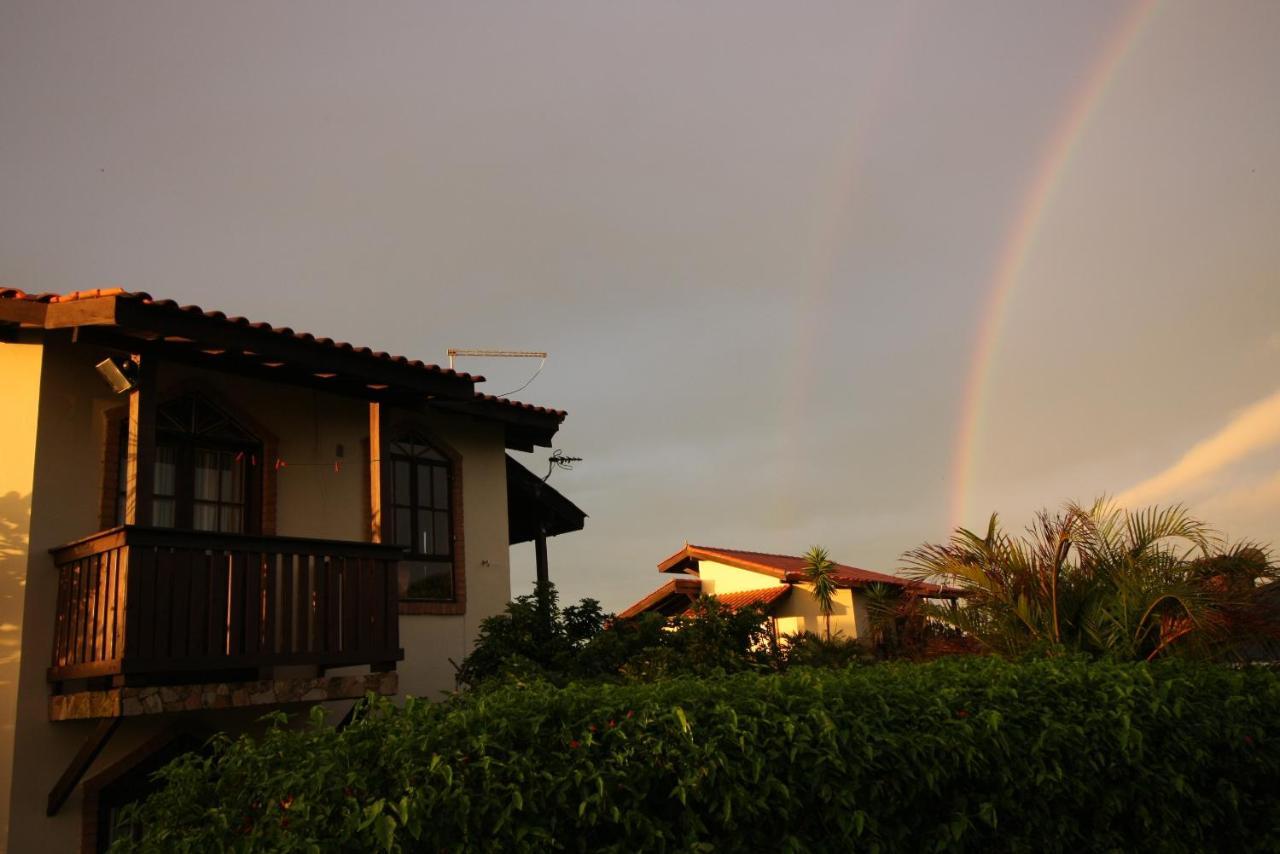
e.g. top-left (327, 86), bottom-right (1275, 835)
top-left (453, 583), bottom-right (868, 689)
top-left (903, 501), bottom-right (1280, 661)
top-left (114, 657), bottom-right (1280, 852)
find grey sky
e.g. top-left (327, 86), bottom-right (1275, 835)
top-left (3, 1), bottom-right (1278, 610)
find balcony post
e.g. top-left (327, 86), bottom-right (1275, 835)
top-left (123, 354), bottom-right (157, 526)
top-left (368, 401), bottom-right (385, 543)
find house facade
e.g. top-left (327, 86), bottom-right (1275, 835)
top-left (619, 545), bottom-right (949, 639)
top-left (0, 288), bottom-right (583, 852)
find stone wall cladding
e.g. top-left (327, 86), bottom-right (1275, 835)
top-left (49, 672), bottom-right (397, 721)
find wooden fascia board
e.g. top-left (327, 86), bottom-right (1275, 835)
top-left (431, 401), bottom-right (562, 449)
top-left (0, 298), bottom-right (49, 326)
top-left (75, 327), bottom-right (420, 403)
top-left (111, 299), bottom-right (476, 399)
top-left (680, 547), bottom-right (788, 581)
top-left (617, 577), bottom-right (701, 619)
top-left (43, 296), bottom-right (119, 328)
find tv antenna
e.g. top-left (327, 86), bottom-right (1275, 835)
top-left (447, 349), bottom-right (548, 397)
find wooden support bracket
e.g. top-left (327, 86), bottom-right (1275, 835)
top-left (47, 717), bottom-right (122, 816)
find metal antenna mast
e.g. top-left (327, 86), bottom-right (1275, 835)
top-left (447, 349), bottom-right (549, 397)
top-left (447, 349), bottom-right (547, 370)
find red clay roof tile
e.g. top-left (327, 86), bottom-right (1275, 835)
top-left (0, 288), bottom-right (483, 381)
top-left (657, 544), bottom-right (959, 597)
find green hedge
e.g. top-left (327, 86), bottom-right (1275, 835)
top-left (117, 658), bottom-right (1280, 852)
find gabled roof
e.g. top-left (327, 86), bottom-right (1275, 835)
top-left (616, 577), bottom-right (701, 619)
top-left (506, 455), bottom-right (587, 545)
top-left (658, 544), bottom-right (958, 597)
top-left (0, 288), bottom-right (567, 447)
top-left (615, 579), bottom-right (792, 620)
top-left (709, 585), bottom-right (792, 613)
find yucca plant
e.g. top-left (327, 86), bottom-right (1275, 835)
top-left (803, 545), bottom-right (839, 640)
top-left (902, 499), bottom-right (1280, 661)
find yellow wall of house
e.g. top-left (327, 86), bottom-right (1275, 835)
top-left (0, 338), bottom-right (44, 851)
top-left (693, 560), bottom-right (869, 640)
top-left (774, 583), bottom-right (862, 639)
top-left (7, 333), bottom-right (133, 852)
top-left (696, 561), bottom-right (786, 596)
top-left (3, 340), bottom-right (516, 852)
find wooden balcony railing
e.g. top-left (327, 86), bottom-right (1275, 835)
top-left (49, 526), bottom-right (405, 688)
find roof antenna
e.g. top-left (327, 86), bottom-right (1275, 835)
top-left (447, 349), bottom-right (548, 397)
top-left (544, 449), bottom-right (582, 482)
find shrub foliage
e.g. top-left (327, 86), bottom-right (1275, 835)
top-left (904, 500), bottom-right (1280, 661)
top-left (455, 584), bottom-right (782, 688)
top-left (115, 658), bottom-right (1280, 852)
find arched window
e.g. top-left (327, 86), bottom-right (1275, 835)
top-left (151, 396), bottom-right (261, 533)
top-left (386, 433), bottom-right (454, 600)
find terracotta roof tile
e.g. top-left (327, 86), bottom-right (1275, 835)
top-left (474, 392), bottom-right (568, 420)
top-left (0, 288), bottom-right (484, 382)
top-left (693, 585), bottom-right (791, 613)
top-left (659, 544), bottom-right (960, 597)
top-left (617, 577), bottom-right (701, 619)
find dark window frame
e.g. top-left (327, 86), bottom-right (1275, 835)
top-left (111, 395), bottom-right (263, 535)
top-left (385, 433), bottom-right (455, 602)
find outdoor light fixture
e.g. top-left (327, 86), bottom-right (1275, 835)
top-left (95, 357), bottom-right (137, 394)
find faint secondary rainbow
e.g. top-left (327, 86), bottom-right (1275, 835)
top-left (947, 0), bottom-right (1159, 531)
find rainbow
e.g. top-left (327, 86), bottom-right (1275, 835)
top-left (947, 0), bottom-right (1159, 531)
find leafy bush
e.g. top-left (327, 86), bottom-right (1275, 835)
top-left (115, 658), bottom-right (1280, 852)
top-left (778, 631), bottom-right (875, 669)
top-left (453, 583), bottom-right (612, 688)
top-left (903, 500), bottom-right (1280, 661)
top-left (456, 586), bottom-right (777, 687)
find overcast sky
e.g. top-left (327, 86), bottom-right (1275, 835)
top-left (3, 1), bottom-right (1277, 610)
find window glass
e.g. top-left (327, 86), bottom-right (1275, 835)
top-left (220, 506), bottom-right (243, 534)
top-left (398, 560), bottom-right (452, 600)
top-left (393, 508), bottom-right (413, 548)
top-left (194, 450), bottom-right (219, 501)
top-left (153, 498), bottom-right (176, 528)
top-left (432, 468), bottom-right (448, 508)
top-left (433, 511), bottom-right (450, 555)
top-left (153, 445), bottom-right (177, 496)
top-left (393, 460), bottom-right (411, 505)
top-left (192, 502), bottom-right (218, 532)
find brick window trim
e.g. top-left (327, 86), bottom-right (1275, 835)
top-left (98, 383), bottom-right (279, 535)
top-left (371, 414), bottom-right (467, 616)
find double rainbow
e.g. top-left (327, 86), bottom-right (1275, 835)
top-left (947, 0), bottom-right (1159, 530)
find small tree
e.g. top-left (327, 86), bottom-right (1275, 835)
top-left (803, 545), bottom-right (838, 640)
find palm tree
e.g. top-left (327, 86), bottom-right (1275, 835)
top-left (803, 545), bottom-right (838, 640)
top-left (902, 499), bottom-right (1280, 661)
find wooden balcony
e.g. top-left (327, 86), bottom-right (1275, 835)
top-left (49, 526), bottom-right (405, 692)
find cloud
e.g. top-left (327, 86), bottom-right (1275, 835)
top-left (1116, 388), bottom-right (1280, 508)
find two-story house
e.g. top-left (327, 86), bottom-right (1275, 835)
top-left (0, 288), bottom-right (584, 852)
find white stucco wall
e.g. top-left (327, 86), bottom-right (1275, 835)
top-left (2, 338), bottom-right (517, 851)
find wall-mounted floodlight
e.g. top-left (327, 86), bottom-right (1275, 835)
top-left (95, 357), bottom-right (137, 394)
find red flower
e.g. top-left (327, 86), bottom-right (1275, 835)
top-left (956, 709), bottom-right (970, 718)
top-left (626, 710), bottom-right (634, 719)
top-left (608, 720), bottom-right (617, 729)
top-left (280, 795), bottom-right (294, 811)
top-left (569, 739), bottom-right (580, 749)
top-left (589, 724), bottom-right (597, 732)
top-left (1244, 735), bottom-right (1255, 747)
